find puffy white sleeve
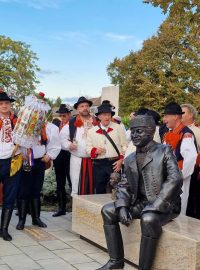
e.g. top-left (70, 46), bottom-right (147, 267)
top-left (59, 124), bottom-right (71, 151)
top-left (180, 135), bottom-right (197, 179)
top-left (46, 123), bottom-right (61, 160)
top-left (118, 125), bottom-right (128, 156)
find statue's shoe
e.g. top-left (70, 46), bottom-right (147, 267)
top-left (96, 259), bottom-right (124, 270)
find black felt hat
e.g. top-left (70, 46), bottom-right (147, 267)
top-left (0, 88), bottom-right (15, 103)
top-left (73, 96), bottom-right (93, 110)
top-left (101, 100), bottom-right (115, 109)
top-left (163, 102), bottom-right (184, 115)
top-left (95, 104), bottom-right (115, 116)
top-left (56, 104), bottom-right (72, 114)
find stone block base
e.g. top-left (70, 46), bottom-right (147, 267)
top-left (72, 194), bottom-right (200, 270)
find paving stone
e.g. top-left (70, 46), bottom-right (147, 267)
top-left (12, 233), bottom-right (38, 247)
top-left (24, 227), bottom-right (56, 241)
top-left (0, 260), bottom-right (5, 265)
top-left (53, 248), bottom-right (93, 264)
top-left (74, 261), bottom-right (101, 269)
top-left (0, 240), bottom-right (22, 256)
top-left (87, 252), bottom-right (109, 264)
top-left (37, 258), bottom-right (76, 270)
top-left (0, 211), bottom-right (138, 270)
top-left (39, 239), bottom-right (71, 250)
top-left (0, 266), bottom-right (10, 270)
top-left (20, 245), bottom-right (57, 260)
top-left (67, 239), bottom-right (101, 254)
top-left (87, 252), bottom-right (137, 269)
top-left (8, 226), bottom-right (26, 236)
top-left (42, 219), bottom-right (72, 232)
top-left (1, 254), bottom-right (41, 270)
top-left (124, 263), bottom-right (138, 269)
top-left (42, 222), bottom-right (70, 232)
top-left (49, 230), bottom-right (80, 242)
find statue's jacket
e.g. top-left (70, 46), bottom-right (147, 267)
top-left (115, 142), bottom-right (183, 217)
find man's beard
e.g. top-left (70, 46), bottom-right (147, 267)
top-left (79, 110), bottom-right (90, 117)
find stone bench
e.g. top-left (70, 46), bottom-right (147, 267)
top-left (72, 194), bottom-right (200, 270)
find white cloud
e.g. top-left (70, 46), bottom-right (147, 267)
top-left (48, 31), bottom-right (89, 45)
top-left (0, 0), bottom-right (74, 9)
top-left (104, 32), bottom-right (143, 50)
top-left (38, 69), bottom-right (60, 78)
top-left (105, 32), bottom-right (135, 41)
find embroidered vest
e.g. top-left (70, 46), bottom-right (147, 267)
top-left (69, 116), bottom-right (99, 142)
top-left (0, 113), bottom-right (17, 130)
top-left (164, 124), bottom-right (197, 169)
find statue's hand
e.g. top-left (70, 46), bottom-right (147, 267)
top-left (119, 207), bottom-right (132, 227)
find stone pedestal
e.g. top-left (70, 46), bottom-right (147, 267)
top-left (72, 194), bottom-right (200, 270)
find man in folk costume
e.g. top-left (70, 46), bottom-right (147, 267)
top-left (60, 96), bottom-right (98, 196)
top-left (16, 92), bottom-right (61, 230)
top-left (181, 104), bottom-right (200, 218)
top-left (52, 104), bottom-right (72, 217)
top-left (163, 102), bottom-right (197, 215)
top-left (0, 89), bottom-right (22, 241)
top-left (86, 103), bottom-right (127, 194)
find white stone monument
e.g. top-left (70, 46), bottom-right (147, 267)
top-left (101, 85), bottom-right (119, 115)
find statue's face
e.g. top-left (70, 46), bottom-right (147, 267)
top-left (131, 126), bottom-right (152, 147)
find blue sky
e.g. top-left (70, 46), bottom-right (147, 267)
top-left (0, 0), bottom-right (165, 102)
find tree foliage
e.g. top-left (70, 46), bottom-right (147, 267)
top-left (144, 0), bottom-right (200, 38)
top-left (54, 96), bottom-right (62, 107)
top-left (107, 17), bottom-right (200, 115)
top-left (0, 35), bottom-right (39, 106)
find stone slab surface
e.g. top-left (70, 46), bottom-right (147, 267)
top-left (72, 194), bottom-right (200, 270)
top-left (0, 209), bottom-right (136, 270)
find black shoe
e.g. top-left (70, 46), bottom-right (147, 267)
top-left (2, 230), bottom-right (12, 241)
top-left (0, 209), bottom-right (13, 241)
top-left (16, 200), bottom-right (28, 230)
top-left (52, 209), bottom-right (66, 217)
top-left (30, 198), bottom-right (47, 228)
top-left (16, 220), bottom-right (25, 230)
top-left (53, 191), bottom-right (67, 217)
top-left (96, 259), bottom-right (124, 270)
top-left (32, 217), bottom-right (47, 228)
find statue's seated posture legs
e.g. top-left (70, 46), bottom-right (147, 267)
top-left (96, 202), bottom-right (172, 270)
top-left (96, 115), bottom-right (182, 270)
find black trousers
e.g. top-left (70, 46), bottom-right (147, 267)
top-left (17, 159), bottom-right (45, 200)
top-left (102, 202), bottom-right (174, 238)
top-left (186, 167), bottom-right (200, 219)
top-left (53, 150), bottom-right (71, 193)
top-left (0, 158), bottom-right (21, 209)
top-left (92, 158), bottom-right (118, 194)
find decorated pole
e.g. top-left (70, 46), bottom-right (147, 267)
top-left (12, 92), bottom-right (51, 171)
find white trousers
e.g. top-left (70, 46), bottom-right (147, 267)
top-left (180, 176), bottom-right (191, 215)
top-left (70, 155), bottom-right (82, 196)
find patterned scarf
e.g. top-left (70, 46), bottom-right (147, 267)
top-left (1, 117), bottom-right (13, 143)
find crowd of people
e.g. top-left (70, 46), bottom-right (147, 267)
top-left (0, 87), bottom-right (200, 243)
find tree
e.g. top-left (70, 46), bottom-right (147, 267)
top-left (107, 17), bottom-right (200, 115)
top-left (54, 96), bottom-right (62, 107)
top-left (144, 0), bottom-right (200, 37)
top-left (0, 35), bottom-right (39, 106)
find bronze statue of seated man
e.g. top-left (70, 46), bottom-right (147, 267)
top-left (96, 115), bottom-right (183, 270)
